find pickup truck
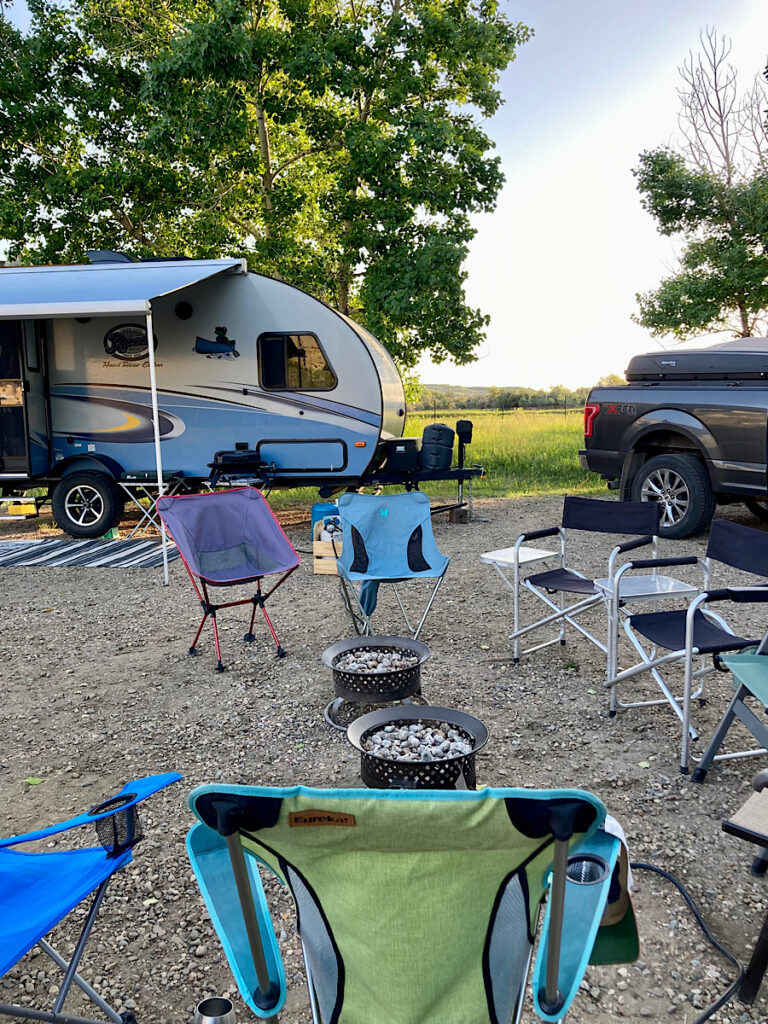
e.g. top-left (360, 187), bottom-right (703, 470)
top-left (579, 338), bottom-right (768, 538)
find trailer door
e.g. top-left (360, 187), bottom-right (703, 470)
top-left (0, 321), bottom-right (27, 475)
top-left (20, 320), bottom-right (52, 476)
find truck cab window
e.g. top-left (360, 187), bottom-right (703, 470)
top-left (258, 332), bottom-right (336, 390)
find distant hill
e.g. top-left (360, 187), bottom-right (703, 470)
top-left (413, 381), bottom-right (595, 411)
top-left (422, 383), bottom-right (491, 403)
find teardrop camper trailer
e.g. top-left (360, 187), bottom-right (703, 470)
top-left (0, 257), bottom-right (408, 536)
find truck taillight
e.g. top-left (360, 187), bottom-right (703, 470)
top-left (584, 403), bottom-right (599, 438)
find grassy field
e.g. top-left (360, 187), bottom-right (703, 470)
top-left (269, 408), bottom-right (604, 509)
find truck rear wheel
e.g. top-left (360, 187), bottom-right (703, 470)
top-left (51, 472), bottom-right (121, 538)
top-left (631, 454), bottom-right (715, 538)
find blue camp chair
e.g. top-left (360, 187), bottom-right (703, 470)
top-left (187, 783), bottom-right (637, 1024)
top-left (0, 773), bottom-right (181, 1024)
top-left (336, 491), bottom-right (449, 639)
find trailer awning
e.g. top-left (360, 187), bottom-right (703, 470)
top-left (0, 258), bottom-right (246, 319)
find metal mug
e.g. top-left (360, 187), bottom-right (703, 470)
top-left (193, 996), bottom-right (236, 1024)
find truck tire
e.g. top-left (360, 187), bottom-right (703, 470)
top-left (51, 472), bottom-right (121, 538)
top-left (630, 454), bottom-right (715, 539)
top-left (745, 498), bottom-right (768, 523)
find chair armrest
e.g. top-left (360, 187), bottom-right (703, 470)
top-left (532, 828), bottom-right (627, 1022)
top-left (519, 526), bottom-right (560, 542)
top-left (616, 535), bottom-right (654, 555)
top-left (724, 587), bottom-right (768, 603)
top-left (0, 772), bottom-right (181, 848)
top-left (187, 823), bottom-right (286, 1018)
top-left (625, 556), bottom-right (699, 571)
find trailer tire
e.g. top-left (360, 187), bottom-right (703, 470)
top-left (52, 472), bottom-right (120, 538)
top-left (630, 454), bottom-right (715, 538)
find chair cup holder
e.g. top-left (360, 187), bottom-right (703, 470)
top-left (566, 854), bottom-right (610, 885)
top-left (193, 996), bottom-right (236, 1024)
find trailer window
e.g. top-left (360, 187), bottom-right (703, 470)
top-left (258, 333), bottom-right (336, 390)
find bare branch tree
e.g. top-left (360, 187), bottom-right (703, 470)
top-left (676, 26), bottom-right (768, 182)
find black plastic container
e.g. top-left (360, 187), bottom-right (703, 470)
top-left (420, 423), bottom-right (454, 471)
top-left (384, 437), bottom-right (421, 472)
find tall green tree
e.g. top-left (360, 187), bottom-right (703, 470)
top-left (0, 0), bottom-right (531, 368)
top-left (633, 28), bottom-right (768, 340)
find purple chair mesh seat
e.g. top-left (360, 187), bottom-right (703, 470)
top-left (157, 488), bottom-right (300, 671)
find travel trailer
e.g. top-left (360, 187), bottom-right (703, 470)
top-left (0, 257), bottom-right (407, 536)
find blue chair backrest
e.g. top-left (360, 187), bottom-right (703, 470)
top-left (337, 491), bottom-right (449, 580)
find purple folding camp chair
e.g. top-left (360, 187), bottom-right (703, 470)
top-left (157, 488), bottom-right (300, 671)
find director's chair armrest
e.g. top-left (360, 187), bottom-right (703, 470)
top-left (723, 587), bottom-right (768, 603)
top-left (615, 535), bottom-right (654, 555)
top-left (0, 773), bottom-right (182, 848)
top-left (187, 823), bottom-right (286, 1019)
top-left (518, 526), bottom-right (560, 542)
top-left (625, 556), bottom-right (699, 571)
top-left (695, 586), bottom-right (768, 604)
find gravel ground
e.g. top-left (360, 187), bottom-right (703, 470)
top-left (2, 494), bottom-right (768, 1024)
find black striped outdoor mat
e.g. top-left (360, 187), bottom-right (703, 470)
top-left (0, 538), bottom-right (180, 568)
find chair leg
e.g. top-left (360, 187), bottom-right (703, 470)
top-left (189, 611), bottom-right (208, 656)
top-left (692, 686), bottom-right (745, 782)
top-left (244, 596), bottom-right (259, 643)
top-left (259, 600), bottom-right (286, 657)
top-left (210, 611), bottom-right (224, 672)
top-left (740, 908), bottom-right (768, 1003)
top-left (39, 939), bottom-right (125, 1024)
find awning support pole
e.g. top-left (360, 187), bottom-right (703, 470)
top-left (145, 306), bottom-right (169, 584)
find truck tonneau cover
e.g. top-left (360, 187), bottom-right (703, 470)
top-left (626, 338), bottom-right (768, 381)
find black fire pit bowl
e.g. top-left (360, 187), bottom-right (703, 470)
top-left (322, 636), bottom-right (430, 702)
top-left (347, 706), bottom-right (488, 790)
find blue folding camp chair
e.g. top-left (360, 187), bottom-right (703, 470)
top-left (157, 488), bottom-right (300, 671)
top-left (187, 783), bottom-right (637, 1024)
top-left (0, 772), bottom-right (181, 1024)
top-left (336, 491), bottom-right (449, 640)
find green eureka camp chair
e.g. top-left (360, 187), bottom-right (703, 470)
top-left (187, 784), bottom-right (638, 1024)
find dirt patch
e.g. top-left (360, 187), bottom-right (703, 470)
top-left (1, 495), bottom-right (767, 1023)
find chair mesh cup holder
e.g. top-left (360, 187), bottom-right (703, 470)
top-left (566, 854), bottom-right (609, 885)
top-left (89, 794), bottom-right (143, 856)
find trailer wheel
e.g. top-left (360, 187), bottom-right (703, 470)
top-left (51, 472), bottom-right (120, 538)
top-left (745, 498), bottom-right (768, 524)
top-left (631, 454), bottom-right (715, 538)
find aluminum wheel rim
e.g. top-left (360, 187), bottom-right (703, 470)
top-left (640, 468), bottom-right (690, 527)
top-left (64, 484), bottom-right (105, 527)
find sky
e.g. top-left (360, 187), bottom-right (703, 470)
top-left (415, 0), bottom-right (768, 388)
top-left (5, 1), bottom-right (768, 388)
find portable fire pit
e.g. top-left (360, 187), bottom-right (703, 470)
top-left (347, 706), bottom-right (488, 789)
top-left (321, 636), bottom-right (430, 731)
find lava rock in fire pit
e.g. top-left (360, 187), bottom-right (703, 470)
top-left (334, 648), bottom-right (420, 674)
top-left (363, 720), bottom-right (474, 762)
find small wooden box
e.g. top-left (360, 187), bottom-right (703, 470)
top-left (313, 520), bottom-right (343, 575)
